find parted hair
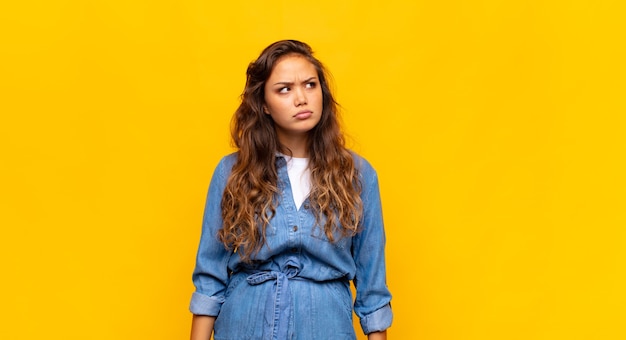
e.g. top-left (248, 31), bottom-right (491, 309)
top-left (218, 40), bottom-right (362, 262)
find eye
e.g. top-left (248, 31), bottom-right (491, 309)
top-left (278, 87), bottom-right (290, 93)
top-left (306, 82), bottom-right (317, 89)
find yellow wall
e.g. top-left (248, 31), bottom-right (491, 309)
top-left (1, 1), bottom-right (625, 339)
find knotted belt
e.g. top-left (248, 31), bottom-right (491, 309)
top-left (245, 257), bottom-right (301, 340)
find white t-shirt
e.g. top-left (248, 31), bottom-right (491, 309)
top-left (283, 155), bottom-right (311, 210)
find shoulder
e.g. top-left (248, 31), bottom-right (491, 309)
top-left (218, 152), bottom-right (238, 167)
top-left (349, 151), bottom-right (378, 181)
top-left (213, 152), bottom-right (238, 177)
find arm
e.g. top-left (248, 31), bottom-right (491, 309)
top-left (368, 330), bottom-right (387, 340)
top-left (190, 315), bottom-right (215, 340)
top-left (352, 159), bottom-right (393, 334)
top-left (189, 156), bottom-right (236, 336)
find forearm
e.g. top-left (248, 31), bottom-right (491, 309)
top-left (190, 314), bottom-right (215, 340)
top-left (368, 330), bottom-right (387, 340)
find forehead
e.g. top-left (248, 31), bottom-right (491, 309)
top-left (268, 54), bottom-right (318, 79)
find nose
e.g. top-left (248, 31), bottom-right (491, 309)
top-left (294, 87), bottom-right (307, 106)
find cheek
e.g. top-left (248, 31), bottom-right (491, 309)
top-left (264, 96), bottom-right (280, 113)
top-left (316, 93), bottom-right (324, 108)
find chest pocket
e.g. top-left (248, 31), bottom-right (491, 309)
top-left (311, 225), bottom-right (351, 250)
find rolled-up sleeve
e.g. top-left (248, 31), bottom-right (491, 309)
top-left (189, 156), bottom-right (234, 316)
top-left (352, 158), bottom-right (393, 334)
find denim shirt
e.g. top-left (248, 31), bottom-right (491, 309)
top-left (190, 153), bottom-right (392, 335)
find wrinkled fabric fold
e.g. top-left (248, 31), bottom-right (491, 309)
top-left (246, 257), bottom-right (301, 340)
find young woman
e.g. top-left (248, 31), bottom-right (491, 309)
top-left (190, 40), bottom-right (392, 340)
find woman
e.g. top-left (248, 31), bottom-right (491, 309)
top-left (190, 40), bottom-right (392, 340)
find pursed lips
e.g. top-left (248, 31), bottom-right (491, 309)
top-left (294, 110), bottom-right (313, 119)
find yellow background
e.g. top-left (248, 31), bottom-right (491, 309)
top-left (1, 0), bottom-right (625, 339)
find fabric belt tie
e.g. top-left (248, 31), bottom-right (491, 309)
top-left (246, 257), bottom-right (301, 340)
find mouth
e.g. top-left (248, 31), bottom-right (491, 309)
top-left (294, 110), bottom-right (313, 120)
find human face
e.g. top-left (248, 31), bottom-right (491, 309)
top-left (263, 54), bottom-right (323, 143)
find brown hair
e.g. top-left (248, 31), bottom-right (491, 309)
top-left (218, 40), bottom-right (362, 262)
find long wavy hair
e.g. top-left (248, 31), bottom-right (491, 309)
top-left (218, 40), bottom-right (363, 262)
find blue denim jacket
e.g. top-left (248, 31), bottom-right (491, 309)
top-left (190, 153), bottom-right (392, 337)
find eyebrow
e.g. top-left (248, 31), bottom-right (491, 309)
top-left (272, 77), bottom-right (317, 86)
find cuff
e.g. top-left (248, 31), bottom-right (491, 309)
top-left (360, 303), bottom-right (393, 334)
top-left (189, 292), bottom-right (225, 316)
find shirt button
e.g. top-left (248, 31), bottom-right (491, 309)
top-left (303, 203), bottom-right (310, 210)
top-left (291, 247), bottom-right (298, 253)
top-left (292, 226), bottom-right (298, 232)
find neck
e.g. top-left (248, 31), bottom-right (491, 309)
top-left (277, 133), bottom-right (309, 158)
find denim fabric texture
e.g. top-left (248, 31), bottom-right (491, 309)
top-left (190, 153), bottom-right (392, 339)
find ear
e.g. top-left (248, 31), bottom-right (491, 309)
top-left (263, 105), bottom-right (270, 115)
